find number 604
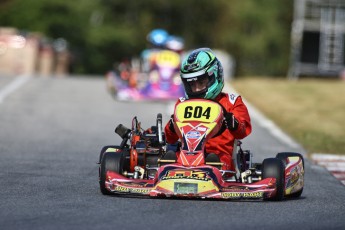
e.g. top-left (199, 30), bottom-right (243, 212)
top-left (184, 106), bottom-right (211, 119)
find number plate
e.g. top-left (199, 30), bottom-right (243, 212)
top-left (175, 100), bottom-right (222, 123)
top-left (174, 183), bottom-right (198, 194)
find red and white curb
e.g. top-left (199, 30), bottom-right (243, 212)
top-left (311, 154), bottom-right (345, 186)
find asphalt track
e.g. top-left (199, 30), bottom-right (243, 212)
top-left (0, 75), bottom-right (344, 230)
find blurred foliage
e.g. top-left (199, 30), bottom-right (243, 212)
top-left (0, 0), bottom-right (293, 75)
top-left (233, 77), bottom-right (345, 154)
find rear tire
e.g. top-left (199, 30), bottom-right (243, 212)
top-left (262, 158), bottom-right (285, 201)
top-left (276, 152), bottom-right (304, 198)
top-left (99, 152), bottom-right (124, 195)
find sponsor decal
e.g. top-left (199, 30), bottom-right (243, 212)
top-left (162, 170), bottom-right (210, 181)
top-left (228, 93), bottom-right (239, 104)
top-left (186, 131), bottom-right (201, 139)
top-left (287, 169), bottom-right (299, 187)
top-left (197, 127), bottom-right (207, 132)
top-left (286, 163), bottom-right (304, 189)
top-left (112, 185), bottom-right (150, 194)
top-left (187, 77), bottom-right (198, 82)
top-left (221, 191), bottom-right (263, 199)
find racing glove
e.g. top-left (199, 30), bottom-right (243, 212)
top-left (224, 112), bottom-right (239, 131)
top-left (168, 114), bottom-right (176, 133)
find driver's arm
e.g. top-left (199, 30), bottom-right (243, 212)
top-left (230, 96), bottom-right (252, 139)
top-left (164, 115), bottom-right (179, 144)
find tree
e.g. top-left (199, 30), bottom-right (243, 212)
top-left (0, 0), bottom-right (294, 76)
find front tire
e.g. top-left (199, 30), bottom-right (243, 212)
top-left (98, 145), bottom-right (122, 164)
top-left (262, 158), bottom-right (285, 201)
top-left (99, 152), bottom-right (124, 195)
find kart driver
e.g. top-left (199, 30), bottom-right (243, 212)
top-left (164, 48), bottom-right (252, 171)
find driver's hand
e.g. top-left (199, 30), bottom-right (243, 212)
top-left (224, 112), bottom-right (239, 131)
top-left (168, 114), bottom-right (176, 133)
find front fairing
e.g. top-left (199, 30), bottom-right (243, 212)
top-left (105, 164), bottom-right (276, 199)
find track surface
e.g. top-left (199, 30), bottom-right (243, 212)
top-left (0, 75), bottom-right (344, 230)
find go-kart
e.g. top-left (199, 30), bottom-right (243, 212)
top-left (106, 49), bottom-right (184, 101)
top-left (98, 99), bottom-right (304, 200)
top-left (138, 49), bottom-right (184, 100)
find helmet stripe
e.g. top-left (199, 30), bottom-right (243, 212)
top-left (180, 69), bottom-right (207, 78)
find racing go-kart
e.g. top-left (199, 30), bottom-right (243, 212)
top-left (98, 99), bottom-right (304, 200)
top-left (106, 49), bottom-right (184, 101)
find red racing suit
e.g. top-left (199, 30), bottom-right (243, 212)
top-left (164, 92), bottom-right (252, 171)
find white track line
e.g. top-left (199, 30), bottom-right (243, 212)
top-left (0, 75), bottom-right (31, 103)
top-left (245, 102), bottom-right (301, 149)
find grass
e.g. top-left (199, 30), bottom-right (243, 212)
top-left (231, 77), bottom-right (345, 155)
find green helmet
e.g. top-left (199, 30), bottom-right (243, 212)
top-left (180, 48), bottom-right (224, 99)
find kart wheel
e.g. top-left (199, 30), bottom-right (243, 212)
top-left (98, 145), bottom-right (121, 164)
top-left (99, 152), bottom-right (125, 195)
top-left (98, 145), bottom-right (130, 166)
top-left (276, 152), bottom-right (304, 198)
top-left (262, 158), bottom-right (285, 201)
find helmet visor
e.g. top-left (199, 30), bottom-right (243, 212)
top-left (182, 73), bottom-right (215, 98)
